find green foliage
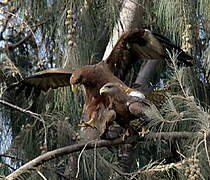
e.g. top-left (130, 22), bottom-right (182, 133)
top-left (0, 0), bottom-right (209, 179)
top-left (142, 54), bottom-right (210, 179)
top-left (152, 0), bottom-right (209, 43)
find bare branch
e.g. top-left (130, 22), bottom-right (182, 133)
top-left (0, 99), bottom-right (48, 151)
top-left (6, 18), bottom-right (49, 48)
top-left (0, 99), bottom-right (42, 120)
top-left (0, 154), bottom-right (24, 161)
top-left (5, 138), bottom-right (123, 180)
top-left (5, 131), bottom-right (210, 180)
top-left (0, 18), bottom-right (49, 52)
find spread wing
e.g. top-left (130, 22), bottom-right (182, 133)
top-left (8, 68), bottom-right (72, 97)
top-left (104, 28), bottom-right (193, 79)
top-left (152, 32), bottom-right (193, 66)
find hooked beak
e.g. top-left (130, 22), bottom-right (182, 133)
top-left (99, 87), bottom-right (108, 95)
top-left (71, 84), bottom-right (80, 93)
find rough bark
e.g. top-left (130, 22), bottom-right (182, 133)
top-left (5, 131), bottom-right (209, 180)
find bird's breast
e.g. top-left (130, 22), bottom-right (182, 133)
top-left (113, 102), bottom-right (129, 117)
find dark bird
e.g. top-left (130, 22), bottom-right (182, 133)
top-left (8, 28), bottom-right (193, 132)
top-left (99, 82), bottom-right (157, 136)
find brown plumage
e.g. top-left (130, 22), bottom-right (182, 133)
top-left (99, 83), bottom-right (156, 128)
top-left (8, 28), bottom-right (193, 130)
top-left (8, 68), bottom-right (72, 98)
top-left (9, 28), bottom-right (193, 93)
top-left (104, 28), bottom-right (193, 80)
top-left (70, 63), bottom-right (124, 126)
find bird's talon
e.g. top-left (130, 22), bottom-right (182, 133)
top-left (78, 123), bottom-right (96, 129)
top-left (78, 118), bottom-right (96, 129)
top-left (78, 123), bottom-right (86, 127)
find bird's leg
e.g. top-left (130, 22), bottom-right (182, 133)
top-left (71, 84), bottom-right (80, 93)
top-left (78, 111), bottom-right (97, 129)
top-left (78, 118), bottom-right (96, 128)
top-left (138, 126), bottom-right (149, 137)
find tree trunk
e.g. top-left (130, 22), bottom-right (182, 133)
top-left (102, 0), bottom-right (145, 177)
top-left (103, 0), bottom-right (144, 60)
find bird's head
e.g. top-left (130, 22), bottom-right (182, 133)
top-left (70, 67), bottom-right (86, 92)
top-left (99, 83), bottom-right (122, 96)
top-left (70, 65), bottom-right (97, 92)
top-left (70, 72), bottom-right (82, 84)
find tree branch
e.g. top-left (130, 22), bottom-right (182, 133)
top-left (0, 154), bottom-right (24, 161)
top-left (0, 18), bottom-right (49, 52)
top-left (5, 131), bottom-right (210, 180)
top-left (0, 99), bottom-right (42, 121)
top-left (0, 99), bottom-right (48, 151)
top-left (6, 19), bottom-right (49, 48)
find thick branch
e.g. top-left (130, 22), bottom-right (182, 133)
top-left (5, 131), bottom-right (209, 180)
top-left (5, 138), bottom-right (122, 180)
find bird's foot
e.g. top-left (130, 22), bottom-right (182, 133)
top-left (138, 126), bottom-right (149, 137)
top-left (78, 118), bottom-right (96, 129)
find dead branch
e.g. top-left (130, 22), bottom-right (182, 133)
top-left (0, 18), bottom-right (49, 51)
top-left (5, 131), bottom-right (210, 180)
top-left (6, 18), bottom-right (49, 48)
top-left (5, 139), bottom-right (123, 180)
top-left (0, 99), bottom-right (48, 150)
top-left (0, 99), bottom-right (42, 120)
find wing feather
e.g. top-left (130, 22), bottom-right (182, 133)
top-left (128, 98), bottom-right (154, 124)
top-left (8, 68), bottom-right (72, 96)
top-left (105, 28), bottom-right (193, 80)
top-left (152, 32), bottom-right (193, 65)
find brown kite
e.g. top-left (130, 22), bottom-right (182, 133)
top-left (8, 28), bottom-right (193, 132)
top-left (99, 83), bottom-right (159, 135)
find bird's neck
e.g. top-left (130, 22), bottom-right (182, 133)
top-left (112, 92), bottom-right (128, 104)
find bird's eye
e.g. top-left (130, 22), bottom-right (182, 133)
top-left (106, 85), bottom-right (113, 88)
top-left (75, 75), bottom-right (83, 83)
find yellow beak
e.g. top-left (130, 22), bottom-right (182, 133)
top-left (71, 84), bottom-right (80, 93)
top-left (99, 87), bottom-right (107, 95)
